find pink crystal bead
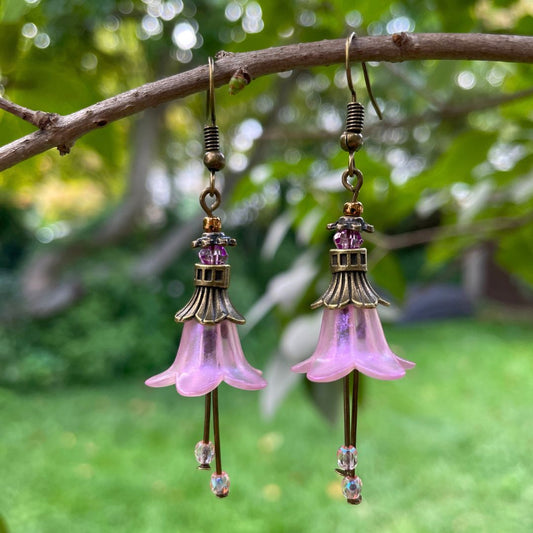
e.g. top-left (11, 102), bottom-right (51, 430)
top-left (195, 441), bottom-right (215, 467)
top-left (210, 471), bottom-right (230, 498)
top-left (342, 475), bottom-right (362, 500)
top-left (199, 245), bottom-right (228, 265)
top-left (334, 229), bottom-right (363, 249)
top-left (337, 445), bottom-right (358, 470)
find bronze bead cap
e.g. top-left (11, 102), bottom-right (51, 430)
top-left (175, 228), bottom-right (245, 326)
top-left (312, 214), bottom-right (389, 311)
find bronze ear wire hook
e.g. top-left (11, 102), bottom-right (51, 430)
top-left (341, 33), bottom-right (383, 203)
top-left (345, 32), bottom-right (383, 120)
top-left (200, 57), bottom-right (224, 217)
top-left (206, 56), bottom-right (216, 126)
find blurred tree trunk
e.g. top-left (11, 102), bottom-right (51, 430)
top-left (463, 242), bottom-right (533, 307)
top-left (19, 106), bottom-right (164, 318)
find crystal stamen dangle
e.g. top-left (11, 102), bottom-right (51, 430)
top-left (292, 34), bottom-right (415, 505)
top-left (145, 57), bottom-right (266, 498)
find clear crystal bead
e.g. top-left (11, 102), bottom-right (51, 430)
top-left (199, 245), bottom-right (228, 265)
top-left (342, 475), bottom-right (362, 500)
top-left (210, 471), bottom-right (230, 498)
top-left (194, 441), bottom-right (215, 466)
top-left (337, 445), bottom-right (358, 470)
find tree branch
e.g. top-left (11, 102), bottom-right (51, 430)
top-left (1, 33), bottom-right (532, 172)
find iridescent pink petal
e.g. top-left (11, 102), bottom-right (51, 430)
top-left (218, 321), bottom-right (266, 390)
top-left (292, 306), bottom-right (415, 382)
top-left (145, 320), bottom-right (266, 397)
top-left (174, 321), bottom-right (225, 396)
top-left (144, 351), bottom-right (185, 388)
top-left (395, 355), bottom-right (416, 370)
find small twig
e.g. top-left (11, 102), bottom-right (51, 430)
top-left (439, 86), bottom-right (533, 116)
top-left (382, 63), bottom-right (442, 108)
top-left (369, 212), bottom-right (533, 251)
top-left (0, 96), bottom-right (59, 129)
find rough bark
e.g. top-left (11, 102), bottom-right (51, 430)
top-left (1, 33), bottom-right (533, 172)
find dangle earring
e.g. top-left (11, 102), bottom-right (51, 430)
top-left (145, 57), bottom-right (267, 498)
top-left (292, 34), bottom-right (415, 504)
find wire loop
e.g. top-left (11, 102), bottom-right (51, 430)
top-left (199, 187), bottom-right (221, 217)
top-left (341, 168), bottom-right (364, 202)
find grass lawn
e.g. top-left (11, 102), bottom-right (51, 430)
top-left (1, 319), bottom-right (532, 533)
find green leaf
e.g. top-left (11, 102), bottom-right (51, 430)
top-left (407, 130), bottom-right (498, 194)
top-left (371, 252), bottom-right (407, 300)
top-left (496, 225), bottom-right (533, 287)
top-left (0, 0), bottom-right (28, 23)
top-left (425, 234), bottom-right (474, 271)
top-left (0, 23), bottom-right (20, 72)
top-left (515, 15), bottom-right (533, 35)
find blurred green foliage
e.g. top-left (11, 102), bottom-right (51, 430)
top-left (1, 275), bottom-right (175, 387)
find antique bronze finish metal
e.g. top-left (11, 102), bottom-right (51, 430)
top-left (212, 388), bottom-right (224, 482)
top-left (197, 392), bottom-right (212, 470)
top-left (174, 261), bottom-right (245, 324)
top-left (176, 229), bottom-right (243, 324)
top-left (312, 35), bottom-right (387, 314)
top-left (345, 32), bottom-right (383, 119)
top-left (203, 216), bottom-right (222, 232)
top-left (311, 247), bottom-right (389, 309)
top-left (341, 33), bottom-right (383, 203)
top-left (175, 57), bottom-right (244, 327)
top-left (312, 216), bottom-right (389, 309)
top-left (200, 57), bottom-right (225, 217)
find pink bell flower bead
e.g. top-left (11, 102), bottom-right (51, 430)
top-left (145, 319), bottom-right (266, 396)
top-left (292, 305), bottom-right (415, 382)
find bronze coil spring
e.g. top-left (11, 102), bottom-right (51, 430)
top-left (204, 125), bottom-right (221, 153)
top-left (345, 102), bottom-right (364, 134)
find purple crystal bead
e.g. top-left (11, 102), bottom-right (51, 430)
top-left (199, 245), bottom-right (228, 265)
top-left (333, 229), bottom-right (363, 249)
